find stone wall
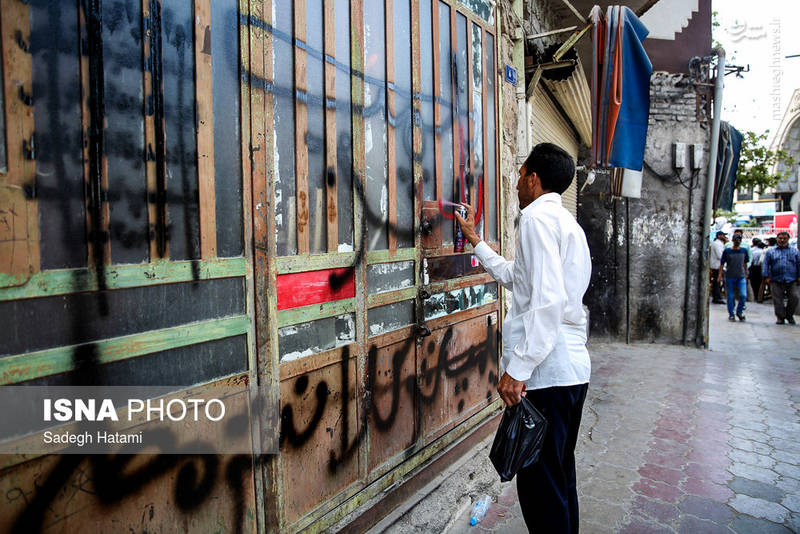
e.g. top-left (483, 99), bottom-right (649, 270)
top-left (579, 72), bottom-right (711, 345)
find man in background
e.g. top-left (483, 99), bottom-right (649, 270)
top-left (719, 233), bottom-right (749, 322)
top-left (710, 231), bottom-right (727, 304)
top-left (762, 231), bottom-right (800, 325)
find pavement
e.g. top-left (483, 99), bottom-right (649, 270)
top-left (378, 300), bottom-right (800, 533)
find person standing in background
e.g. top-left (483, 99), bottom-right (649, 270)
top-left (710, 231), bottom-right (727, 304)
top-left (762, 231), bottom-right (800, 325)
top-left (719, 233), bottom-right (749, 322)
top-left (749, 239), bottom-right (766, 302)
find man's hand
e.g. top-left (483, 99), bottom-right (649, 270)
top-left (497, 372), bottom-right (526, 407)
top-left (453, 203), bottom-right (481, 247)
top-left (765, 277), bottom-right (771, 285)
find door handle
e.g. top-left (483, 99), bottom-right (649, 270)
top-left (414, 323), bottom-right (432, 341)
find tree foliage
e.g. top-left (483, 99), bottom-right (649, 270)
top-left (736, 130), bottom-right (795, 193)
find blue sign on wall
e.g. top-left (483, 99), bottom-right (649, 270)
top-left (505, 65), bottom-right (517, 85)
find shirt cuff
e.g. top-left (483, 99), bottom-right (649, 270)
top-left (505, 355), bottom-right (534, 382)
top-left (473, 241), bottom-right (494, 262)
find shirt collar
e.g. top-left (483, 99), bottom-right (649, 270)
top-left (522, 192), bottom-right (561, 215)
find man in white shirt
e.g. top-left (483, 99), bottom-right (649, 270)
top-left (710, 231), bottom-right (727, 304)
top-left (456, 143), bottom-right (591, 533)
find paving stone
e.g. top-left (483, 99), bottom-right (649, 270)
top-left (728, 462), bottom-right (779, 485)
top-left (781, 493), bottom-right (800, 513)
top-left (770, 438), bottom-right (800, 455)
top-left (728, 495), bottom-right (790, 524)
top-left (728, 476), bottom-right (786, 503)
top-left (729, 516), bottom-right (793, 533)
top-left (680, 478), bottom-right (733, 503)
top-left (727, 449), bottom-right (777, 470)
top-left (633, 477), bottom-right (685, 504)
top-left (770, 449), bottom-right (799, 465)
top-left (676, 515), bottom-right (728, 534)
top-left (645, 449), bottom-right (691, 470)
top-left (578, 496), bottom-right (628, 530)
top-left (632, 495), bottom-right (681, 523)
top-left (787, 512), bottom-right (800, 533)
top-left (775, 476), bottom-right (800, 494)
top-left (638, 464), bottom-right (685, 486)
top-left (774, 463), bottom-right (800, 481)
top-left (678, 495), bottom-right (735, 523)
top-left (684, 462), bottom-right (732, 485)
top-left (619, 517), bottom-right (676, 534)
top-left (727, 420), bottom-right (769, 433)
top-left (728, 436), bottom-right (773, 456)
top-left (730, 426), bottom-right (772, 444)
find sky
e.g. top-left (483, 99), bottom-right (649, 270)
top-left (713, 0), bottom-right (800, 142)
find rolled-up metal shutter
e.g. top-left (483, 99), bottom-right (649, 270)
top-left (528, 85), bottom-right (580, 216)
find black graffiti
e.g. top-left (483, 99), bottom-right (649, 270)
top-left (279, 321), bottom-right (498, 474)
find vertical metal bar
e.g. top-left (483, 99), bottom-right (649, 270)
top-left (142, 0), bottom-right (158, 261)
top-left (351, 0), bottom-right (369, 483)
top-left (481, 28), bottom-right (489, 242)
top-left (294, 0), bottom-right (310, 254)
top-left (466, 21), bottom-right (475, 210)
top-left (431, 0), bottom-right (442, 203)
top-left (194, 0), bottom-right (217, 259)
top-left (449, 7), bottom-right (458, 206)
top-left (0, 0), bottom-right (39, 277)
top-left (145, 0), bottom-right (170, 260)
top-left (82, 0), bottom-right (111, 268)
top-left (324, 1), bottom-right (338, 252)
top-left (386, 0), bottom-right (397, 252)
top-left (410, 0), bottom-right (423, 442)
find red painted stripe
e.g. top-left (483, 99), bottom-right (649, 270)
top-left (276, 268), bottom-right (355, 311)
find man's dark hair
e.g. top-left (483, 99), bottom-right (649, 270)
top-left (522, 143), bottom-right (575, 194)
top-left (733, 229), bottom-right (743, 235)
top-left (768, 237), bottom-right (778, 246)
top-left (715, 231), bottom-right (726, 238)
top-left (777, 231), bottom-right (790, 238)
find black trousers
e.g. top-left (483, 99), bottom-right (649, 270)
top-left (771, 281), bottom-right (799, 320)
top-left (710, 268), bottom-right (723, 301)
top-left (516, 383), bottom-right (588, 534)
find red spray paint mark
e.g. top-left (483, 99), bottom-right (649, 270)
top-left (277, 268), bottom-right (355, 310)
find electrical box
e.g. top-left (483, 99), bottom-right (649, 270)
top-left (691, 144), bottom-right (704, 170)
top-left (672, 142), bottom-right (687, 170)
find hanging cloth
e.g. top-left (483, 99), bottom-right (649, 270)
top-left (589, 5), bottom-right (652, 171)
top-left (607, 6), bottom-right (652, 171)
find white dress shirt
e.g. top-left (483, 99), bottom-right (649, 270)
top-left (473, 192), bottom-right (592, 391)
top-left (710, 239), bottom-right (725, 270)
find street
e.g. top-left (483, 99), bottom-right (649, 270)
top-left (382, 301), bottom-right (800, 533)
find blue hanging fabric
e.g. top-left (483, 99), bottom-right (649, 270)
top-left (607, 6), bottom-right (652, 171)
top-left (590, 5), bottom-right (652, 171)
top-left (715, 122), bottom-right (744, 212)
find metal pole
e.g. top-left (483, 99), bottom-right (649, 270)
top-left (697, 47), bottom-right (725, 347)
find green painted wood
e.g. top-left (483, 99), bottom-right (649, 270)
top-left (366, 248), bottom-right (416, 264)
top-left (0, 258), bottom-right (247, 302)
top-left (276, 298), bottom-right (356, 328)
top-left (276, 251), bottom-right (357, 274)
top-left (0, 315), bottom-right (250, 385)
top-left (367, 286), bottom-right (417, 308)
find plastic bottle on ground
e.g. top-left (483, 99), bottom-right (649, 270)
top-left (469, 494), bottom-right (491, 526)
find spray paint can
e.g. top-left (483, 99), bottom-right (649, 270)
top-left (454, 191), bottom-right (469, 253)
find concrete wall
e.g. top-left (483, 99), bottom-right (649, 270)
top-left (579, 72), bottom-right (711, 345)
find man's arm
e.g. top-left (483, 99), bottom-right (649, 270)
top-left (455, 204), bottom-right (515, 290)
top-left (762, 249), bottom-right (771, 283)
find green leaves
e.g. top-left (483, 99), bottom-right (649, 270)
top-left (736, 130), bottom-right (796, 193)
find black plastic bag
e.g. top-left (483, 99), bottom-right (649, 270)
top-left (489, 397), bottom-right (547, 482)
